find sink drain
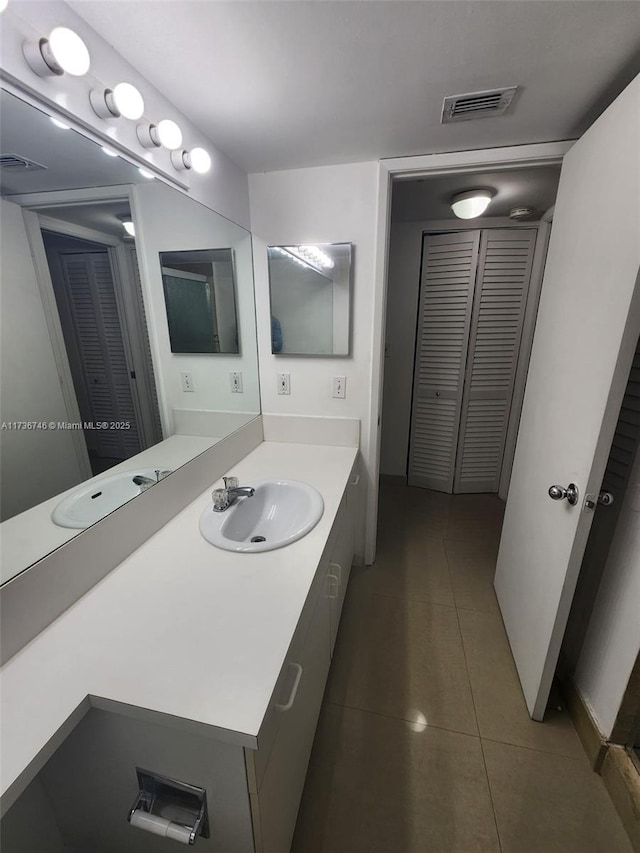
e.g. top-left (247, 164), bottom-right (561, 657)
top-left (250, 535), bottom-right (266, 543)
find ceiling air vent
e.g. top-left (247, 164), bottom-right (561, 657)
top-left (441, 87), bottom-right (518, 123)
top-left (0, 153), bottom-right (47, 172)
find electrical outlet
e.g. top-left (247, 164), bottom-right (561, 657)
top-left (278, 372), bottom-right (291, 395)
top-left (181, 372), bottom-right (195, 392)
top-left (332, 376), bottom-right (346, 399)
top-left (230, 371), bottom-right (243, 393)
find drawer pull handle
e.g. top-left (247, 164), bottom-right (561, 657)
top-left (330, 562), bottom-right (342, 584)
top-left (350, 474), bottom-right (360, 487)
top-left (275, 663), bottom-right (303, 712)
top-left (328, 573), bottom-right (339, 599)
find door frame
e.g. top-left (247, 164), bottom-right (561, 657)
top-left (366, 141), bottom-right (573, 564)
top-left (16, 188), bottom-right (162, 454)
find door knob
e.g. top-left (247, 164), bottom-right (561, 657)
top-left (548, 483), bottom-right (579, 505)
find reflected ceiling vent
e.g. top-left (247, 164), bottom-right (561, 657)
top-left (0, 153), bottom-right (47, 172)
top-left (441, 87), bottom-right (518, 123)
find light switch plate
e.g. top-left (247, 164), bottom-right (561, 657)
top-left (181, 372), bottom-right (195, 392)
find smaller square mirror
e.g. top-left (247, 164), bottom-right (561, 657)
top-left (160, 249), bottom-right (239, 354)
top-left (267, 243), bottom-right (352, 356)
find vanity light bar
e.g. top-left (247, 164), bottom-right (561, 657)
top-left (21, 22), bottom-right (212, 177)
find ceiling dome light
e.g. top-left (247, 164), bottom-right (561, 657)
top-left (156, 119), bottom-right (183, 150)
top-left (0, 0), bottom-right (9, 13)
top-left (190, 147), bottom-right (211, 175)
top-left (451, 189), bottom-right (495, 220)
top-left (121, 220), bottom-right (135, 237)
top-left (24, 27), bottom-right (91, 77)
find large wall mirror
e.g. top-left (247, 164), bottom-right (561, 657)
top-left (267, 243), bottom-right (353, 355)
top-left (0, 88), bottom-right (261, 586)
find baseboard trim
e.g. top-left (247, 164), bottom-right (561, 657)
top-left (601, 746), bottom-right (640, 852)
top-left (562, 677), bottom-right (640, 851)
top-left (560, 677), bottom-right (608, 770)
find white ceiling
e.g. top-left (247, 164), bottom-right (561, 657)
top-left (69, 1), bottom-right (640, 173)
top-left (392, 165), bottom-right (562, 222)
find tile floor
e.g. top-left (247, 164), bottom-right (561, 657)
top-left (291, 484), bottom-right (633, 853)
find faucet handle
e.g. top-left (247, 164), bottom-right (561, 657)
top-left (223, 476), bottom-right (239, 490)
top-left (212, 488), bottom-right (229, 511)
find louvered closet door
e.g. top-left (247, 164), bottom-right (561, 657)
top-left (454, 229), bottom-right (536, 493)
top-left (408, 231), bottom-right (481, 491)
top-left (60, 252), bottom-right (141, 459)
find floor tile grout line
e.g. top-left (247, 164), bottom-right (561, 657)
top-left (478, 734), bottom-right (590, 763)
top-left (322, 698), bottom-right (483, 741)
top-left (479, 735), bottom-right (505, 853)
top-left (444, 533), bottom-right (504, 852)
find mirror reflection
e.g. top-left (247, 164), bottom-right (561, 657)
top-left (0, 89), bottom-right (260, 585)
top-left (160, 249), bottom-right (239, 354)
top-left (267, 242), bottom-right (353, 355)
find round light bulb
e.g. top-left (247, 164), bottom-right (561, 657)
top-left (156, 119), bottom-right (182, 150)
top-left (48, 27), bottom-right (90, 76)
top-left (122, 220), bottom-right (135, 237)
top-left (112, 82), bottom-right (144, 120)
top-left (190, 147), bottom-right (211, 174)
top-left (0, 0), bottom-right (9, 13)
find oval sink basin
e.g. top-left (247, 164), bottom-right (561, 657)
top-left (199, 479), bottom-right (324, 552)
top-left (52, 468), bottom-right (170, 529)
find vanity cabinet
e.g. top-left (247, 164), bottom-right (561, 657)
top-left (0, 457), bottom-right (359, 853)
top-left (245, 466), bottom-right (358, 853)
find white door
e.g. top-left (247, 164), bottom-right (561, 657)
top-left (494, 74), bottom-right (640, 720)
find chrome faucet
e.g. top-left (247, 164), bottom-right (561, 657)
top-left (133, 469), bottom-right (172, 490)
top-left (212, 476), bottom-right (255, 512)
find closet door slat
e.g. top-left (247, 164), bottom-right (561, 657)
top-left (454, 229), bottom-right (537, 493)
top-left (408, 231), bottom-right (480, 491)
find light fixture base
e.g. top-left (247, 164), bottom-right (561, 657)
top-left (137, 122), bottom-right (161, 149)
top-left (22, 38), bottom-right (63, 77)
top-left (170, 149), bottom-right (191, 171)
top-left (90, 88), bottom-right (119, 119)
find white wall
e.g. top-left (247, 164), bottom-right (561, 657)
top-left (132, 182), bottom-right (260, 437)
top-left (380, 215), bottom-right (541, 480)
top-left (1, 1), bottom-right (249, 229)
top-left (249, 162), bottom-right (379, 558)
top-left (574, 447), bottom-right (640, 738)
top-left (0, 199), bottom-right (83, 521)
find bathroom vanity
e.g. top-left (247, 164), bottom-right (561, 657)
top-left (0, 439), bottom-right (360, 852)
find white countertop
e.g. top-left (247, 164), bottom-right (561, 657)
top-left (0, 441), bottom-right (357, 808)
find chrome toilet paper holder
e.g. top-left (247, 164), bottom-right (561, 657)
top-left (128, 767), bottom-right (210, 846)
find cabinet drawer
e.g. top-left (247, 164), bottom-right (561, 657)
top-left (247, 542), bottom-right (333, 795)
top-left (253, 585), bottom-right (331, 853)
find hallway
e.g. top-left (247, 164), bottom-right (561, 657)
top-left (291, 484), bottom-right (632, 852)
